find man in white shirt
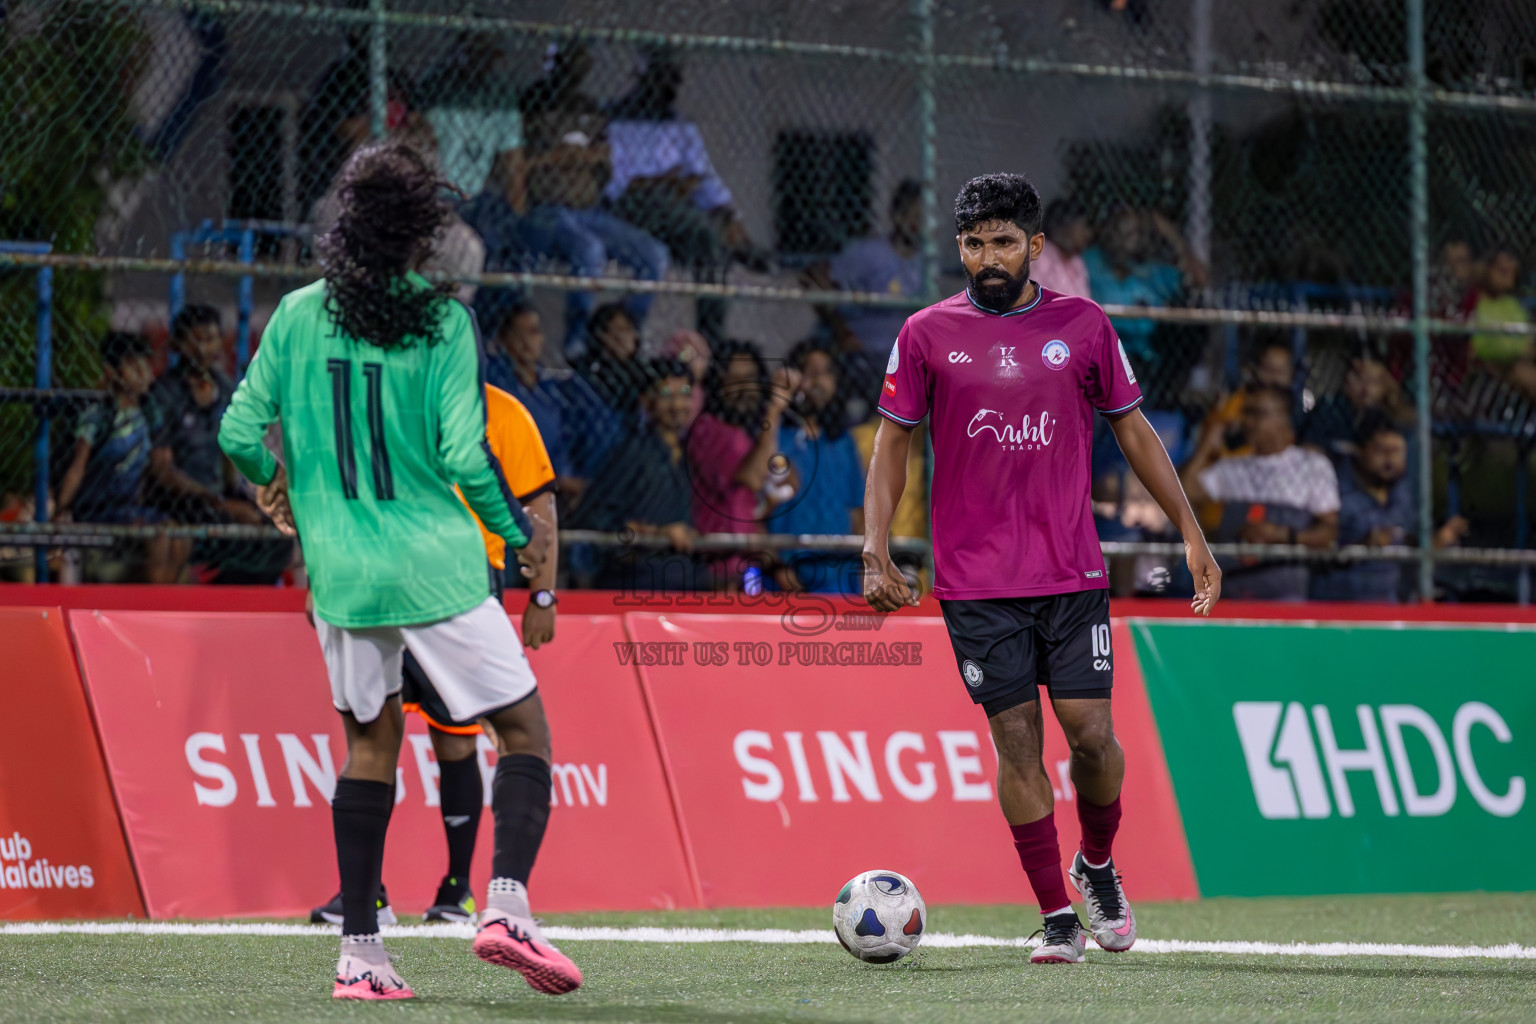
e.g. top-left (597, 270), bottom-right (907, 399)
top-left (1181, 383), bottom-right (1340, 599)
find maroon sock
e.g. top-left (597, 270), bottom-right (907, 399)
top-left (1010, 816), bottom-right (1071, 915)
top-left (1078, 794), bottom-right (1122, 867)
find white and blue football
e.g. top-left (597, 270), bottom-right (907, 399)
top-left (832, 869), bottom-right (925, 963)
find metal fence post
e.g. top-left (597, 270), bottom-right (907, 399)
top-left (912, 0), bottom-right (939, 304)
top-left (34, 263), bottom-right (53, 583)
top-left (369, 0), bottom-right (388, 140)
top-left (1407, 0), bottom-right (1433, 602)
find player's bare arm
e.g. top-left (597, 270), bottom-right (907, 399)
top-left (521, 491), bottom-right (558, 647)
top-left (1107, 407), bottom-right (1222, 615)
top-left (861, 415), bottom-right (919, 612)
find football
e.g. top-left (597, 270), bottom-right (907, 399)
top-left (832, 870), bottom-right (926, 963)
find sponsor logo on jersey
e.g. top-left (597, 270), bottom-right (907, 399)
top-left (883, 376), bottom-right (897, 396)
top-left (997, 346), bottom-right (1018, 368)
top-left (947, 351), bottom-right (973, 363)
top-left (1117, 340), bottom-right (1137, 384)
top-left (1232, 700), bottom-right (1524, 820)
top-left (966, 408), bottom-right (1054, 451)
top-left (961, 660), bottom-right (984, 687)
top-left (887, 339), bottom-right (900, 374)
top-left (1084, 569), bottom-right (1104, 578)
top-left (1041, 339), bottom-right (1071, 370)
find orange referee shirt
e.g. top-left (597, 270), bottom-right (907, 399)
top-left (456, 385), bottom-right (557, 570)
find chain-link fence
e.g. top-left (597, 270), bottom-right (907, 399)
top-left (3, 0), bottom-right (1535, 601)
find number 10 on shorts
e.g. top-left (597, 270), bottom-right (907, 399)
top-left (1090, 623), bottom-right (1112, 672)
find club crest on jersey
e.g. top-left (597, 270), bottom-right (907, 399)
top-left (886, 339), bottom-right (900, 375)
top-left (962, 660), bottom-right (984, 687)
top-left (1041, 339), bottom-right (1070, 370)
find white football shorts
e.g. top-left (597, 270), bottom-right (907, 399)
top-left (314, 597), bottom-right (537, 724)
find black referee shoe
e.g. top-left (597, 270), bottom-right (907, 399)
top-left (423, 876), bottom-right (476, 924)
top-left (310, 886), bottom-right (397, 927)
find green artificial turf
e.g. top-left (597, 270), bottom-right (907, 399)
top-left (4, 895), bottom-right (1534, 1023)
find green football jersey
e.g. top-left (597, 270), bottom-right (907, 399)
top-left (219, 275), bottom-right (531, 628)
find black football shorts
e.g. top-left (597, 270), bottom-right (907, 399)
top-left (939, 589), bottom-right (1113, 717)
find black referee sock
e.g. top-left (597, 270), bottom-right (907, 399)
top-left (437, 753), bottom-right (483, 896)
top-left (332, 777), bottom-right (395, 935)
top-left (490, 754), bottom-right (551, 885)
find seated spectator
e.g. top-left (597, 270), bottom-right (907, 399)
top-left (659, 329), bottom-right (710, 430)
top-left (1302, 351), bottom-right (1414, 458)
top-left (569, 359), bottom-right (702, 590)
top-left (518, 44), bottom-right (669, 351)
top-left (1311, 415), bottom-right (1468, 603)
top-left (687, 340), bottom-right (789, 588)
top-left (767, 339), bottom-right (865, 594)
top-left (147, 305), bottom-right (290, 584)
top-left (1083, 207), bottom-right (1207, 407)
top-left (481, 298), bottom-right (620, 512)
top-left (56, 333), bottom-right (188, 583)
top-left (1181, 383), bottom-right (1339, 601)
top-left (417, 30), bottom-right (524, 204)
top-left (577, 304), bottom-right (653, 427)
top-left (805, 179), bottom-right (925, 422)
top-left (1195, 339), bottom-right (1294, 460)
top-left (1030, 198), bottom-right (1093, 299)
top-left (1462, 246), bottom-right (1536, 406)
top-left (606, 47), bottom-right (769, 343)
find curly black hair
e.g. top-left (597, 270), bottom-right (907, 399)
top-left (954, 173), bottom-right (1043, 236)
top-left (317, 142), bottom-right (453, 351)
top-left (704, 339), bottom-right (767, 427)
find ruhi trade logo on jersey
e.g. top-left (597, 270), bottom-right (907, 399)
top-left (0, 832), bottom-right (96, 890)
top-left (966, 408), bottom-right (1054, 451)
top-left (1232, 701), bottom-right (1525, 820)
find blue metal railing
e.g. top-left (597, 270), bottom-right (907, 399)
top-left (169, 220), bottom-right (309, 372)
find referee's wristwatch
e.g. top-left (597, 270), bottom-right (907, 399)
top-left (531, 589), bottom-right (558, 609)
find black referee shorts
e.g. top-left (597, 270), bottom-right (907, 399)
top-left (939, 589), bottom-right (1113, 718)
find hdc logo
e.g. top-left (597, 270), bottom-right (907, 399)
top-left (1232, 701), bottom-right (1524, 820)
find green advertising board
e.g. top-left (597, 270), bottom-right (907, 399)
top-left (1132, 621), bottom-right (1534, 897)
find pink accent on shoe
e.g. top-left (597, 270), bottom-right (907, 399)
top-left (1113, 922), bottom-right (1134, 937)
top-left (473, 918), bottom-right (583, 995)
top-left (1030, 952), bottom-right (1079, 964)
top-left (332, 978), bottom-right (414, 1000)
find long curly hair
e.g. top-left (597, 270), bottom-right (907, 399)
top-left (317, 142), bottom-right (453, 350)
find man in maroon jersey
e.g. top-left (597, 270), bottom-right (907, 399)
top-left (863, 173), bottom-right (1220, 965)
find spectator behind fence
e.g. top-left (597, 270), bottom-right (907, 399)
top-left (147, 305), bottom-right (291, 584)
top-left (1181, 383), bottom-right (1339, 600)
top-left (481, 298), bottom-right (620, 512)
top-left (570, 359), bottom-right (702, 590)
top-left (659, 329), bottom-right (710, 429)
top-left (1030, 198), bottom-right (1093, 299)
top-left (1194, 339), bottom-right (1294, 460)
top-left (1463, 245), bottom-right (1536, 405)
top-left (577, 304), bottom-right (653, 427)
top-left (805, 179), bottom-right (925, 423)
top-left (417, 30), bottom-right (525, 205)
top-left (1302, 351), bottom-right (1414, 458)
top-left (1311, 415), bottom-right (1469, 603)
top-left (605, 47), bottom-right (769, 343)
top-left (687, 340), bottom-right (781, 588)
top-left (1083, 207), bottom-right (1207, 406)
top-left (56, 333), bottom-right (188, 583)
top-left (766, 339), bottom-right (865, 594)
top-left (518, 44), bottom-right (669, 351)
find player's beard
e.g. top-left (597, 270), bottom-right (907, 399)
top-left (965, 264), bottom-right (1029, 312)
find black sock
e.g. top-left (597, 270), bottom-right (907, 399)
top-left (437, 754), bottom-right (483, 896)
top-left (331, 777), bottom-right (394, 935)
top-left (490, 754), bottom-right (551, 884)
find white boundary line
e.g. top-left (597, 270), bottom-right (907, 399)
top-left (3, 922), bottom-right (1533, 960)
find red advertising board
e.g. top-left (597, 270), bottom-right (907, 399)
top-left (69, 610), bottom-right (696, 918)
top-left (0, 607), bottom-right (145, 919)
top-left (626, 613), bottom-right (1196, 908)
